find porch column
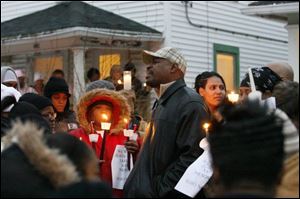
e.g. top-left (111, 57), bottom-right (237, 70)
top-left (72, 48), bottom-right (86, 105)
top-left (286, 24), bottom-right (299, 82)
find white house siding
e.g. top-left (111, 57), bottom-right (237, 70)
top-left (1, 1), bottom-right (58, 22)
top-left (1, 1), bottom-right (288, 88)
top-left (168, 1), bottom-right (288, 88)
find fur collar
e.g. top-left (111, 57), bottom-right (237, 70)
top-left (2, 121), bottom-right (81, 188)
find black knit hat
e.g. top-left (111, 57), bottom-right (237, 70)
top-left (44, 77), bottom-right (71, 98)
top-left (9, 101), bottom-right (41, 119)
top-left (9, 101), bottom-right (51, 134)
top-left (19, 93), bottom-right (53, 110)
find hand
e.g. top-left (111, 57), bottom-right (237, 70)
top-left (124, 140), bottom-right (139, 154)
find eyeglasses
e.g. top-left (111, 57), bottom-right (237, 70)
top-left (42, 112), bottom-right (57, 120)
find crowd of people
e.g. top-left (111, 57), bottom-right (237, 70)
top-left (1, 46), bottom-right (299, 198)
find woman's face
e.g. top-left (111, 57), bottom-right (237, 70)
top-left (199, 76), bottom-right (226, 111)
top-left (51, 93), bottom-right (68, 113)
top-left (88, 104), bottom-right (113, 128)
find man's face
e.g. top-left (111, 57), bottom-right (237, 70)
top-left (18, 77), bottom-right (25, 88)
top-left (146, 57), bottom-right (173, 88)
top-left (90, 73), bottom-right (100, 82)
top-left (3, 81), bottom-right (17, 89)
top-left (112, 68), bottom-right (122, 80)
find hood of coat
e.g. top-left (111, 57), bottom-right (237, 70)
top-left (2, 121), bottom-right (81, 188)
top-left (76, 88), bottom-right (131, 134)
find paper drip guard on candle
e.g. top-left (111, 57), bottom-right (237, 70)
top-left (248, 68), bottom-right (262, 101)
top-left (123, 129), bottom-right (138, 141)
top-left (101, 122), bottom-right (111, 130)
top-left (123, 71), bottom-right (132, 90)
top-left (89, 134), bottom-right (99, 142)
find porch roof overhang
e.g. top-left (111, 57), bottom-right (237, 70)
top-left (241, 2), bottom-right (299, 23)
top-left (1, 1), bottom-right (163, 56)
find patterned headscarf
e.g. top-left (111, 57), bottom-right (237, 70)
top-left (240, 66), bottom-right (282, 93)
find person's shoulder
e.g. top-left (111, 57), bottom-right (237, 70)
top-left (180, 86), bottom-right (203, 102)
top-left (69, 127), bottom-right (85, 136)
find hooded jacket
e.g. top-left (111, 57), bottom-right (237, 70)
top-left (69, 89), bottom-right (140, 197)
top-left (1, 121), bottom-right (80, 197)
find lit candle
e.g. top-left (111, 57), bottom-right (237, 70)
top-left (79, 137), bottom-right (82, 141)
top-left (123, 71), bottom-right (132, 90)
top-left (143, 83), bottom-right (147, 87)
top-left (117, 79), bottom-right (123, 85)
top-left (203, 123), bottom-right (210, 134)
top-left (124, 118), bottom-right (129, 129)
top-left (227, 91), bottom-right (239, 103)
top-left (101, 114), bottom-right (111, 130)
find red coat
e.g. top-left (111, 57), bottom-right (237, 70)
top-left (69, 127), bottom-right (141, 198)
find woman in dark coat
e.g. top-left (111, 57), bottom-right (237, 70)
top-left (44, 77), bottom-right (78, 133)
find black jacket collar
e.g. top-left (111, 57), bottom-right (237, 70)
top-left (158, 79), bottom-right (186, 106)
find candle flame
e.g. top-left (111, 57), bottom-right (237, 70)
top-left (143, 83), bottom-right (147, 87)
top-left (227, 91), bottom-right (239, 103)
top-left (117, 79), bottom-right (122, 84)
top-left (203, 123), bottom-right (210, 133)
top-left (102, 114), bottom-right (108, 121)
top-left (124, 118), bottom-right (128, 124)
top-left (79, 137), bottom-right (82, 141)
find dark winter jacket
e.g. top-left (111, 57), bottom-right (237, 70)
top-left (124, 79), bottom-right (209, 198)
top-left (1, 121), bottom-right (80, 197)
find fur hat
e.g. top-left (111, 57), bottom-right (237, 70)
top-left (76, 89), bottom-right (131, 133)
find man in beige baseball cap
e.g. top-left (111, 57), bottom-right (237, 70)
top-left (143, 47), bottom-right (187, 75)
top-left (141, 47), bottom-right (188, 96)
top-left (124, 47), bottom-right (208, 198)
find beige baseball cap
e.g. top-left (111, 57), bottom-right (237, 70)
top-left (142, 47), bottom-right (187, 74)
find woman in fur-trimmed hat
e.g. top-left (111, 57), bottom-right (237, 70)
top-left (69, 88), bottom-right (142, 198)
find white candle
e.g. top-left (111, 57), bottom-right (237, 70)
top-left (248, 68), bottom-right (262, 101)
top-left (123, 71), bottom-right (132, 90)
top-left (101, 114), bottom-right (111, 130)
top-left (227, 91), bottom-right (239, 103)
top-left (248, 68), bottom-right (256, 92)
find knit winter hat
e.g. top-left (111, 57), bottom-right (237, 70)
top-left (44, 77), bottom-right (71, 98)
top-left (240, 66), bottom-right (282, 92)
top-left (19, 93), bottom-right (53, 110)
top-left (85, 80), bottom-right (115, 92)
top-left (9, 101), bottom-right (51, 134)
